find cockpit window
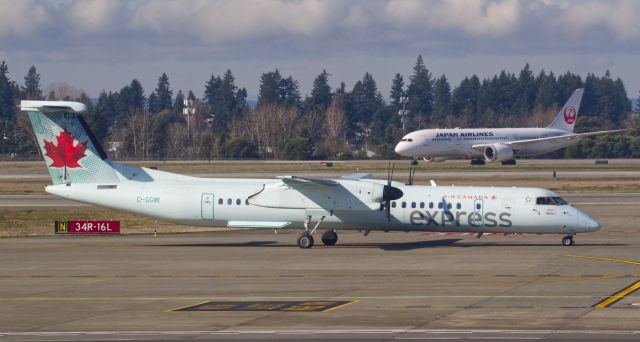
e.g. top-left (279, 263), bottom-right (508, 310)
top-left (407, 138), bottom-right (413, 142)
top-left (401, 138), bottom-right (407, 142)
top-left (536, 196), bottom-right (568, 205)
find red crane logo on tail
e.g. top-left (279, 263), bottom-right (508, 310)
top-left (43, 130), bottom-right (87, 180)
top-left (563, 106), bottom-right (576, 124)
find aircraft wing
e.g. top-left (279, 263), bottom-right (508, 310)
top-left (276, 175), bottom-right (338, 187)
top-left (472, 129), bottom-right (627, 151)
top-left (341, 173), bottom-right (372, 180)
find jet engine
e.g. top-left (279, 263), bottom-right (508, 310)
top-left (483, 143), bottom-right (514, 162)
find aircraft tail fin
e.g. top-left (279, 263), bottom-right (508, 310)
top-left (21, 100), bottom-right (120, 185)
top-left (547, 88), bottom-right (584, 132)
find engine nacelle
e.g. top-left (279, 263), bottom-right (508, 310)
top-left (423, 157), bottom-right (447, 163)
top-left (483, 143), bottom-right (514, 162)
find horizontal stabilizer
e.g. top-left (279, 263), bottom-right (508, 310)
top-left (21, 100), bottom-right (87, 113)
top-left (227, 221), bottom-right (291, 229)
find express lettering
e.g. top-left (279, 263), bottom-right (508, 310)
top-left (409, 210), bottom-right (512, 227)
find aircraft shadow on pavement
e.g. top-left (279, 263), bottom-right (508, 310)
top-left (151, 238), bottom-right (463, 251)
top-left (150, 239), bottom-right (625, 250)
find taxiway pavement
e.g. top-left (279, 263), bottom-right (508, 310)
top-left (1, 192), bottom-right (640, 340)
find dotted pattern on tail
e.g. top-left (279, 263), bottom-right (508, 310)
top-left (28, 111), bottom-right (120, 184)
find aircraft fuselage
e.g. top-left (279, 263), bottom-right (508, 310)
top-left (46, 172), bottom-right (599, 235)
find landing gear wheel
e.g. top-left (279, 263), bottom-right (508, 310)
top-left (321, 230), bottom-right (338, 246)
top-left (561, 235), bottom-right (574, 246)
top-left (470, 159), bottom-right (486, 166)
top-left (501, 159), bottom-right (517, 166)
top-left (297, 233), bottom-right (314, 249)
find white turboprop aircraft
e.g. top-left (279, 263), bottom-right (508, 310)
top-left (395, 88), bottom-right (625, 164)
top-left (22, 100), bottom-right (600, 248)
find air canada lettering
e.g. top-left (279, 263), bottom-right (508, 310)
top-left (409, 210), bottom-right (512, 227)
top-left (435, 131), bottom-right (494, 138)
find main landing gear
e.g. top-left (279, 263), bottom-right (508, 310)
top-left (296, 215), bottom-right (339, 249)
top-left (321, 229), bottom-right (338, 246)
top-left (561, 235), bottom-right (575, 246)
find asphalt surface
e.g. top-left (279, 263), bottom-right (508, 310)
top-left (1, 192), bottom-right (640, 341)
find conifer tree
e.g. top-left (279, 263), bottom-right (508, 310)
top-left (280, 76), bottom-right (300, 107)
top-left (154, 73), bottom-right (173, 112)
top-left (129, 79), bottom-right (145, 110)
top-left (258, 69), bottom-right (282, 106)
top-left (147, 91), bottom-right (157, 113)
top-left (389, 73), bottom-right (404, 107)
top-left (432, 75), bottom-right (451, 121)
top-left (307, 70), bottom-right (331, 112)
top-left (406, 55), bottom-right (433, 119)
top-left (0, 61), bottom-right (15, 120)
top-left (22, 65), bottom-right (42, 100)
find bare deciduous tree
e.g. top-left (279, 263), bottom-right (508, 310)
top-left (323, 98), bottom-right (346, 156)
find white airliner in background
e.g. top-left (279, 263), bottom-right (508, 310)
top-left (22, 100), bottom-right (600, 248)
top-left (395, 89), bottom-right (625, 164)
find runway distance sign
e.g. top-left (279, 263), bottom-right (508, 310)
top-left (55, 220), bottom-right (120, 234)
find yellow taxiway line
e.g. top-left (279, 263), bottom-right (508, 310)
top-left (563, 254), bottom-right (640, 266)
top-left (593, 281), bottom-right (640, 308)
top-left (563, 254), bottom-right (640, 308)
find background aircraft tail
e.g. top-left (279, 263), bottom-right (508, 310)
top-left (547, 88), bottom-right (584, 132)
top-left (21, 101), bottom-right (120, 185)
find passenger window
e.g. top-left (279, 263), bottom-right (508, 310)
top-left (429, 202), bottom-right (434, 209)
top-left (218, 198), bottom-right (223, 205)
top-left (411, 202), bottom-right (416, 208)
top-left (476, 203), bottom-right (481, 210)
top-left (447, 203), bottom-right (452, 210)
top-left (420, 202), bottom-right (425, 209)
top-left (227, 198), bottom-right (232, 205)
top-left (456, 203), bottom-right (461, 209)
top-left (438, 202), bottom-right (443, 209)
top-left (402, 202), bottom-right (406, 208)
top-left (236, 199), bottom-right (241, 205)
top-left (392, 201), bottom-right (396, 208)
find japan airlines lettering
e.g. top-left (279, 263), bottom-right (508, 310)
top-left (435, 131), bottom-right (494, 138)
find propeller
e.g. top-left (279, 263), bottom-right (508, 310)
top-left (382, 162), bottom-right (404, 223)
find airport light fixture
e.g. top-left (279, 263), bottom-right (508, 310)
top-left (398, 96), bottom-right (409, 133)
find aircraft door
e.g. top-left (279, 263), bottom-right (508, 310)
top-left (201, 193), bottom-right (215, 220)
top-left (470, 199), bottom-right (484, 226)
top-left (452, 135), bottom-right (463, 151)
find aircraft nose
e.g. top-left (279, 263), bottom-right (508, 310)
top-left (395, 143), bottom-right (408, 156)
top-left (588, 216), bottom-right (601, 232)
top-left (578, 211), bottom-right (601, 232)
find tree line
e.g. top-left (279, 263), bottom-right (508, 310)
top-left (0, 57), bottom-right (638, 161)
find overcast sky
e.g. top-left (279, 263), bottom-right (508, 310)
top-left (1, 0), bottom-right (639, 101)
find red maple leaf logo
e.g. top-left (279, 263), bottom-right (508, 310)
top-left (43, 130), bottom-right (87, 169)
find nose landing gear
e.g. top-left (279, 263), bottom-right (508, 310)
top-left (297, 233), bottom-right (315, 249)
top-left (561, 235), bottom-right (575, 246)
